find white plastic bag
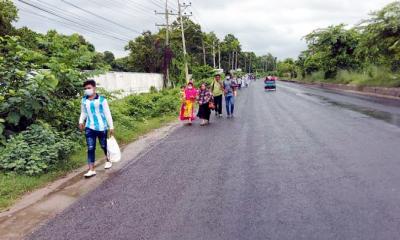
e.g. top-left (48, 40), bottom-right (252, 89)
top-left (107, 136), bottom-right (121, 163)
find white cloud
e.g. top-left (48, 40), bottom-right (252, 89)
top-left (14, 0), bottom-right (394, 59)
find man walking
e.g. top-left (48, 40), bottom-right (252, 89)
top-left (223, 73), bottom-right (237, 118)
top-left (211, 74), bottom-right (224, 117)
top-left (79, 79), bottom-right (115, 178)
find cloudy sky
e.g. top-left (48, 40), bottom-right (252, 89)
top-left (14, 0), bottom-right (393, 59)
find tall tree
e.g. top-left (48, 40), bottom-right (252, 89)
top-left (0, 0), bottom-right (18, 36)
top-left (125, 31), bottom-right (163, 73)
top-left (357, 1), bottom-right (400, 71)
top-left (303, 24), bottom-right (361, 78)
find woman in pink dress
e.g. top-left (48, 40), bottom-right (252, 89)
top-left (179, 82), bottom-right (197, 125)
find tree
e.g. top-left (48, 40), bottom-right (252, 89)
top-left (125, 31), bottom-right (163, 73)
top-left (103, 51), bottom-right (115, 66)
top-left (357, 1), bottom-right (400, 71)
top-left (302, 24), bottom-right (361, 78)
top-left (0, 0), bottom-right (18, 36)
top-left (277, 58), bottom-right (297, 78)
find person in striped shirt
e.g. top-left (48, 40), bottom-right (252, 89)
top-left (79, 80), bottom-right (115, 178)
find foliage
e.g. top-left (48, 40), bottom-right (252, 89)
top-left (301, 24), bottom-right (361, 78)
top-left (125, 31), bottom-right (163, 73)
top-left (0, 32), bottom-right (105, 140)
top-left (295, 2), bottom-right (400, 86)
top-left (113, 89), bottom-right (180, 121)
top-left (0, 122), bottom-right (78, 175)
top-left (192, 65), bottom-right (216, 80)
top-left (0, 0), bottom-right (18, 36)
top-left (0, 36), bottom-right (54, 138)
top-left (122, 17), bottom-right (274, 84)
top-left (277, 58), bottom-right (297, 78)
top-left (357, 2), bottom-right (400, 71)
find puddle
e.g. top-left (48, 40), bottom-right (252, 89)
top-left (303, 92), bottom-right (400, 128)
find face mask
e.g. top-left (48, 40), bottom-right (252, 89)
top-left (84, 89), bottom-right (94, 96)
top-left (187, 85), bottom-right (193, 89)
top-left (226, 76), bottom-right (231, 80)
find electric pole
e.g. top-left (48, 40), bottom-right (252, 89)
top-left (155, 0), bottom-right (177, 88)
top-left (244, 54), bottom-right (247, 73)
top-left (218, 43), bottom-right (221, 69)
top-left (177, 0), bottom-right (191, 83)
top-left (202, 38), bottom-right (206, 66)
top-left (212, 40), bottom-right (216, 69)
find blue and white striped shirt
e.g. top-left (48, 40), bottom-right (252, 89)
top-left (79, 94), bottom-right (114, 131)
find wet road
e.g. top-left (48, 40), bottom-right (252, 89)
top-left (29, 81), bottom-right (400, 240)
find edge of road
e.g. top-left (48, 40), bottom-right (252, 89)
top-left (279, 79), bottom-right (400, 100)
top-left (0, 121), bottom-right (181, 240)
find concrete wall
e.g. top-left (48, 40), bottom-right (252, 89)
top-left (93, 72), bottom-right (163, 97)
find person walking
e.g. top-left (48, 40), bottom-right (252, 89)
top-left (197, 83), bottom-right (213, 126)
top-left (179, 82), bottom-right (197, 125)
top-left (224, 73), bottom-right (237, 118)
top-left (79, 79), bottom-right (115, 178)
top-left (211, 74), bottom-right (224, 117)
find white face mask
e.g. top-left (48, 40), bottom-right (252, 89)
top-left (84, 88), bottom-right (94, 96)
top-left (226, 76), bottom-right (231, 80)
top-left (187, 85), bottom-right (193, 89)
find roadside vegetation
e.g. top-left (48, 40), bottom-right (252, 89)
top-left (277, 1), bottom-right (400, 88)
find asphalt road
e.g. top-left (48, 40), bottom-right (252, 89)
top-left (29, 81), bottom-right (400, 240)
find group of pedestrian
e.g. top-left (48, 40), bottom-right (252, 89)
top-left (179, 73), bottom-right (240, 126)
top-left (78, 73), bottom-right (246, 178)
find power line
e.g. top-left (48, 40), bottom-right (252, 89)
top-left (61, 0), bottom-right (141, 34)
top-left (18, 7), bottom-right (127, 43)
top-left (32, 0), bottom-right (135, 39)
top-left (17, 0), bottom-right (130, 42)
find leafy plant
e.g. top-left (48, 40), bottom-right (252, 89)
top-left (0, 122), bottom-right (78, 175)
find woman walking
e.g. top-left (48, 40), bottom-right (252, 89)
top-left (197, 83), bottom-right (213, 126)
top-left (179, 82), bottom-right (197, 125)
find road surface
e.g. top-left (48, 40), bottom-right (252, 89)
top-left (29, 81), bottom-right (400, 240)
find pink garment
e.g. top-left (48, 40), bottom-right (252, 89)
top-left (184, 87), bottom-right (198, 100)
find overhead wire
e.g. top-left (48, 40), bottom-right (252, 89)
top-left (32, 0), bottom-right (136, 39)
top-left (18, 6), bottom-right (127, 43)
top-left (61, 0), bottom-right (141, 34)
top-left (17, 0), bottom-right (131, 42)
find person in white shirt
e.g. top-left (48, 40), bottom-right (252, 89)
top-left (79, 80), bottom-right (115, 178)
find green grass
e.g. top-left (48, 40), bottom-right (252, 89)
top-left (0, 115), bottom-right (177, 211)
top-left (295, 67), bottom-right (400, 88)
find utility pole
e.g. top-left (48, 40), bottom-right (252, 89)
top-left (235, 51), bottom-right (238, 70)
top-left (202, 38), bottom-right (206, 65)
top-left (218, 44), bottom-right (221, 69)
top-left (212, 40), bottom-right (216, 69)
top-left (249, 57), bottom-right (252, 74)
top-left (228, 53), bottom-right (232, 72)
top-left (155, 0), bottom-right (177, 88)
top-left (244, 54), bottom-right (247, 73)
top-left (177, 0), bottom-right (191, 83)
top-left (232, 52), bottom-right (234, 70)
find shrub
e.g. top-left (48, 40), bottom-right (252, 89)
top-left (0, 122), bottom-right (78, 175)
top-left (308, 71), bottom-right (325, 82)
top-left (192, 65), bottom-right (216, 80)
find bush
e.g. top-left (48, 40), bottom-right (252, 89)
top-left (335, 66), bottom-right (400, 87)
top-left (112, 88), bottom-right (180, 122)
top-left (192, 65), bottom-right (216, 80)
top-left (308, 71), bottom-right (325, 82)
top-left (0, 122), bottom-right (78, 175)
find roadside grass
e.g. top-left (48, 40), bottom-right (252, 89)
top-left (294, 67), bottom-right (400, 88)
top-left (0, 115), bottom-right (177, 211)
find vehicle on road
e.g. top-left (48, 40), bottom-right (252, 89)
top-left (264, 76), bottom-right (277, 91)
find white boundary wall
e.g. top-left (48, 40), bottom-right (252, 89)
top-left (93, 72), bottom-right (163, 96)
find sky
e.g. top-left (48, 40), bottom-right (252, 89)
top-left (13, 0), bottom-right (394, 59)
